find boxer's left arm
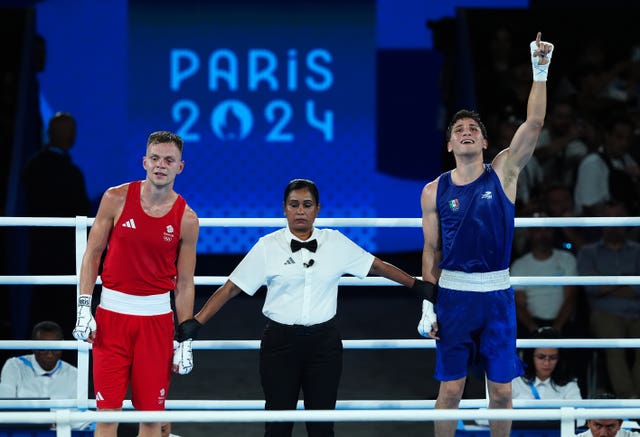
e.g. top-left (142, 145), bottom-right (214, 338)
top-left (173, 206), bottom-right (200, 375)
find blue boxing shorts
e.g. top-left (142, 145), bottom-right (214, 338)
top-left (434, 270), bottom-right (523, 383)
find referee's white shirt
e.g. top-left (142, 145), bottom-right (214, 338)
top-left (230, 227), bottom-right (375, 326)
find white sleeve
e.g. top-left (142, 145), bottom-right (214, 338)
top-left (565, 252), bottom-right (578, 276)
top-left (510, 257), bottom-right (528, 292)
top-left (511, 377), bottom-right (529, 399)
top-left (0, 359), bottom-right (19, 397)
top-left (229, 240), bottom-right (267, 296)
top-left (563, 380), bottom-right (582, 400)
top-left (333, 231), bottom-right (374, 279)
top-left (574, 156), bottom-right (609, 211)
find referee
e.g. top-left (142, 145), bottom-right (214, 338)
top-left (193, 178), bottom-right (431, 437)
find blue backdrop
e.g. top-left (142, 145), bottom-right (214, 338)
top-left (35, 0), bottom-right (527, 253)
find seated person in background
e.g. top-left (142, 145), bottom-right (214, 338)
top-left (470, 327), bottom-right (582, 430)
top-left (576, 418), bottom-right (640, 437)
top-left (533, 100), bottom-right (589, 188)
top-left (0, 320), bottom-right (77, 398)
top-left (512, 327), bottom-right (582, 400)
top-left (543, 183), bottom-right (589, 253)
top-left (511, 209), bottom-right (579, 338)
top-left (577, 201), bottom-right (640, 399)
top-left (574, 116), bottom-right (640, 216)
top-left (575, 393), bottom-right (640, 436)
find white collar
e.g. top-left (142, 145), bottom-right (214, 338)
top-left (285, 227), bottom-right (317, 242)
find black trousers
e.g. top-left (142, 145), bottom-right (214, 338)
top-left (259, 318), bottom-right (342, 437)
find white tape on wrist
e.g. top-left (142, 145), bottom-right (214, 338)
top-left (530, 41), bottom-right (553, 82)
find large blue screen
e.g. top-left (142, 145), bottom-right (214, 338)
top-left (35, 0), bottom-right (527, 254)
top-left (126, 0), bottom-right (420, 253)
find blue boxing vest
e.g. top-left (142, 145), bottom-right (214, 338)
top-left (436, 164), bottom-right (514, 273)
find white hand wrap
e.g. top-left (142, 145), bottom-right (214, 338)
top-left (73, 295), bottom-right (96, 341)
top-left (417, 300), bottom-right (437, 338)
top-left (173, 339), bottom-right (194, 375)
top-left (530, 40), bottom-right (554, 82)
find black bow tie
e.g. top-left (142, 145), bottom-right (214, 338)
top-left (291, 239), bottom-right (317, 253)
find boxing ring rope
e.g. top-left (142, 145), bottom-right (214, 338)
top-left (1, 215), bottom-right (640, 436)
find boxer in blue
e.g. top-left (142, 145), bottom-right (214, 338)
top-left (416, 32), bottom-right (555, 437)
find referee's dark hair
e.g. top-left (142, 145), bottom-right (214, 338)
top-left (284, 179), bottom-right (319, 205)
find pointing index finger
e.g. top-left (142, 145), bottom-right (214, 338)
top-left (536, 32), bottom-right (542, 47)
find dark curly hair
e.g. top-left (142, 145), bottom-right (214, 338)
top-left (520, 327), bottom-right (577, 387)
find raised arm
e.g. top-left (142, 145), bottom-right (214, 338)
top-left (494, 32), bottom-right (554, 202)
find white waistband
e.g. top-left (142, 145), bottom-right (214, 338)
top-left (438, 269), bottom-right (511, 292)
top-left (100, 287), bottom-right (171, 315)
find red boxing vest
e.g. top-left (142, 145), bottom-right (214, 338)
top-left (101, 181), bottom-right (186, 295)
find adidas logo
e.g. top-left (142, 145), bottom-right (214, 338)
top-left (284, 257), bottom-right (295, 265)
top-left (96, 392), bottom-right (104, 401)
top-left (122, 218), bottom-right (136, 229)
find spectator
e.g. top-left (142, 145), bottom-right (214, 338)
top-left (534, 100), bottom-right (590, 187)
top-left (22, 112), bottom-right (90, 218)
top-left (577, 201), bottom-right (640, 399)
top-left (512, 327), bottom-right (582, 400)
top-left (0, 321), bottom-right (92, 430)
top-left (575, 393), bottom-right (640, 436)
top-left (21, 111), bottom-right (90, 340)
top-left (574, 116), bottom-right (640, 216)
top-left (572, 36), bottom-right (632, 120)
top-left (511, 210), bottom-right (579, 338)
top-left (543, 184), bottom-right (589, 253)
top-left (576, 418), bottom-right (640, 437)
top-left (0, 321), bottom-right (76, 399)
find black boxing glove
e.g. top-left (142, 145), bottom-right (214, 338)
top-left (411, 278), bottom-right (437, 304)
top-left (177, 318), bottom-right (202, 342)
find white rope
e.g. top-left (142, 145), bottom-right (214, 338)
top-left (2, 408), bottom-right (640, 425)
top-left (2, 275), bottom-right (640, 286)
top-left (2, 398), bottom-right (640, 412)
top-left (3, 337), bottom-right (640, 351)
top-left (2, 216), bottom-right (640, 228)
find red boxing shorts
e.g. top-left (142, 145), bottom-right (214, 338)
top-left (92, 306), bottom-right (174, 410)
